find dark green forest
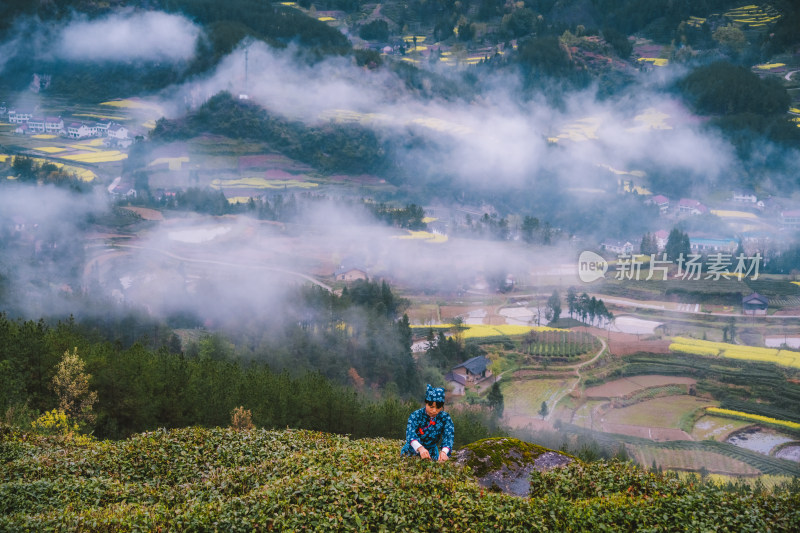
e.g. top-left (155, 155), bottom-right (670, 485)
top-left (151, 92), bottom-right (387, 175)
top-left (0, 279), bottom-right (502, 444)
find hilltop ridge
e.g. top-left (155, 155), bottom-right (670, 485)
top-left (2, 426), bottom-right (799, 531)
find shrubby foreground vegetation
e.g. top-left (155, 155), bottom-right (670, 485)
top-left (2, 426), bottom-right (799, 531)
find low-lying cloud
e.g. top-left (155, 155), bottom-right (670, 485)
top-left (54, 10), bottom-right (201, 63)
top-left (0, 9), bottom-right (201, 69)
top-left (169, 40), bottom-right (739, 197)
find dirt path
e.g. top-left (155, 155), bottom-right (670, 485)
top-left (544, 337), bottom-right (607, 422)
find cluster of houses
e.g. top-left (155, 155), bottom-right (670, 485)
top-left (6, 106), bottom-right (132, 147)
top-left (600, 189), bottom-right (800, 257)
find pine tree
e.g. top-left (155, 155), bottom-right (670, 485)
top-left (487, 382), bottom-right (504, 417)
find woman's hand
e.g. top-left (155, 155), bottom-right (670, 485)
top-left (418, 446), bottom-right (431, 459)
top-left (438, 450), bottom-right (449, 462)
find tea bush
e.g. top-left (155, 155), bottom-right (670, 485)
top-left (2, 427), bottom-right (800, 531)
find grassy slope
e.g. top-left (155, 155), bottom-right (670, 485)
top-left (2, 427), bottom-right (799, 531)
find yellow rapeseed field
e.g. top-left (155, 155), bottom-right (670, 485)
top-left (36, 147), bottom-right (68, 153)
top-left (211, 177), bottom-right (317, 190)
top-left (755, 63), bottom-right (785, 70)
top-left (75, 139), bottom-right (106, 147)
top-left (2, 154), bottom-right (96, 181)
top-left (710, 210), bottom-right (758, 219)
top-left (61, 151), bottom-right (127, 163)
top-left (31, 134), bottom-right (58, 139)
top-left (706, 407), bottom-right (800, 431)
top-left (393, 230), bottom-right (448, 243)
top-left (723, 4), bottom-right (781, 25)
top-left (670, 337), bottom-right (800, 369)
top-left (411, 324), bottom-right (568, 339)
top-left (632, 108), bottom-right (672, 130)
top-left (74, 113), bottom-right (126, 121)
top-left (101, 99), bottom-right (164, 115)
top-left (669, 343), bottom-right (718, 357)
top-left (227, 197), bottom-right (254, 204)
top-left (149, 157), bottom-right (189, 171)
top-left (637, 58), bottom-right (669, 67)
top-left (555, 116), bottom-right (602, 142)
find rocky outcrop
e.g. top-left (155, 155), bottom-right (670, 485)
top-left (454, 437), bottom-right (575, 497)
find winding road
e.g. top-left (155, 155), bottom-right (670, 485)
top-left (544, 337), bottom-right (608, 422)
top-left (84, 243), bottom-right (333, 292)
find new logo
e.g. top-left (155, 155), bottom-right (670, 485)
top-left (578, 251), bottom-right (607, 283)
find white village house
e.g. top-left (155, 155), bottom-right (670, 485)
top-left (8, 108), bottom-right (34, 124)
top-left (45, 117), bottom-right (65, 135)
top-left (67, 122), bottom-right (92, 139)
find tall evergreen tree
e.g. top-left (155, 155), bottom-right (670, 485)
top-left (487, 382), bottom-right (504, 418)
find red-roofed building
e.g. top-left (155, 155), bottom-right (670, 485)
top-left (647, 194), bottom-right (670, 213)
top-left (677, 198), bottom-right (708, 215)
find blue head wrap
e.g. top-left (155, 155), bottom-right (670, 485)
top-left (425, 384), bottom-right (445, 403)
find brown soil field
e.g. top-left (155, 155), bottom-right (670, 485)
top-left (504, 415), bottom-right (553, 431)
top-left (603, 395), bottom-right (709, 429)
top-left (584, 375), bottom-right (696, 399)
top-left (575, 326), bottom-right (671, 355)
top-left (602, 422), bottom-right (691, 441)
top-left (121, 206), bottom-right (164, 221)
top-left (439, 306), bottom-right (484, 320)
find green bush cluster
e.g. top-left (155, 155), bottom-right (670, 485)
top-left (2, 427), bottom-right (799, 531)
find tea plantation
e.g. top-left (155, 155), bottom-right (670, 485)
top-left (2, 426), bottom-right (800, 531)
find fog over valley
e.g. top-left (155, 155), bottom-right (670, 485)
top-left (2, 1), bottom-right (800, 507)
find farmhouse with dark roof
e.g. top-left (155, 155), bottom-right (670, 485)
top-left (445, 355), bottom-right (492, 395)
top-left (742, 293), bottom-right (768, 316)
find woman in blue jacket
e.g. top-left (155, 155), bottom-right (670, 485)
top-left (401, 384), bottom-right (455, 462)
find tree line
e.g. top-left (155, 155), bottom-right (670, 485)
top-left (151, 92), bottom-right (387, 175)
top-left (565, 287), bottom-right (613, 326)
top-left (0, 280), bottom-right (501, 444)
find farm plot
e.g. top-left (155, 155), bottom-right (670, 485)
top-left (726, 427), bottom-right (796, 456)
top-left (569, 399), bottom-right (606, 430)
top-left (501, 378), bottom-right (571, 428)
top-left (602, 395), bottom-right (710, 432)
top-left (608, 316), bottom-right (663, 335)
top-left (628, 446), bottom-right (761, 476)
top-left (670, 336), bottom-right (800, 369)
top-left (499, 306), bottom-right (535, 325)
top-left (584, 375), bottom-right (696, 399)
top-left (692, 415), bottom-right (750, 441)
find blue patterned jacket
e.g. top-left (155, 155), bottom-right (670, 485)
top-left (400, 407), bottom-right (455, 458)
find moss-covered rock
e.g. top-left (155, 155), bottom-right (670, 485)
top-left (454, 437), bottom-right (575, 496)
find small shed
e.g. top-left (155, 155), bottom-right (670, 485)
top-left (742, 292), bottom-right (768, 316)
top-left (334, 267), bottom-right (368, 281)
